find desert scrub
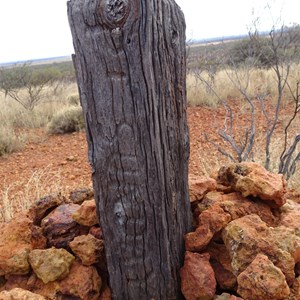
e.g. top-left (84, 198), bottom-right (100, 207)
top-left (0, 125), bottom-right (25, 156)
top-left (0, 167), bottom-right (66, 222)
top-left (47, 106), bottom-right (85, 134)
top-left (187, 63), bottom-right (300, 107)
top-left (67, 94), bottom-right (80, 106)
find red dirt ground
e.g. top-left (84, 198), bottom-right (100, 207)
top-left (0, 102), bottom-right (299, 214)
top-left (0, 107), bottom-right (221, 198)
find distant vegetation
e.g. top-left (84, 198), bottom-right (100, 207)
top-left (187, 25), bottom-right (300, 72)
top-left (0, 25), bottom-right (299, 189)
top-left (187, 24), bottom-right (300, 185)
top-left (0, 60), bottom-right (79, 156)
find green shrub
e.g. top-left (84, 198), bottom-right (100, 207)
top-left (0, 63), bottom-right (62, 111)
top-left (0, 125), bottom-right (25, 156)
top-left (47, 106), bottom-right (85, 134)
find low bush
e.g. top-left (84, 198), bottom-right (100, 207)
top-left (0, 125), bottom-right (25, 156)
top-left (67, 94), bottom-right (80, 106)
top-left (47, 106), bottom-right (85, 134)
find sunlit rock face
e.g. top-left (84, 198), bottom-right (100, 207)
top-left (183, 163), bottom-right (300, 299)
top-left (217, 162), bottom-right (287, 208)
top-left (180, 251), bottom-right (216, 300)
top-left (237, 254), bottom-right (290, 300)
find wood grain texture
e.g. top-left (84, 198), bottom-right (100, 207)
top-left (68, 0), bottom-right (192, 299)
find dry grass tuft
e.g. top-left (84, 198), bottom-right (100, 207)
top-left (0, 167), bottom-right (66, 222)
top-left (0, 125), bottom-right (26, 156)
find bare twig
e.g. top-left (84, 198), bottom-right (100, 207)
top-left (278, 81), bottom-right (300, 177)
top-left (204, 133), bottom-right (236, 162)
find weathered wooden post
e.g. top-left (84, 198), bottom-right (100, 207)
top-left (68, 0), bottom-right (192, 298)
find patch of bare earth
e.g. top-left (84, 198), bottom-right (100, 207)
top-left (0, 102), bottom-right (299, 218)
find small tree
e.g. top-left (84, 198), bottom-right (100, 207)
top-left (278, 80), bottom-right (300, 179)
top-left (192, 23), bottom-right (300, 179)
top-left (0, 63), bottom-right (60, 110)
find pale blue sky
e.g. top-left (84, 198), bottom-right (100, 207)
top-left (0, 0), bottom-right (299, 63)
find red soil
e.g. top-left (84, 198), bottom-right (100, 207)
top-left (0, 102), bottom-right (298, 211)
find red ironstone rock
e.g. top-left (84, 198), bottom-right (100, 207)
top-left (69, 234), bottom-right (104, 266)
top-left (217, 162), bottom-right (286, 208)
top-left (41, 203), bottom-right (89, 249)
top-left (237, 254), bottom-right (290, 300)
top-left (180, 251), bottom-right (216, 300)
top-left (58, 260), bottom-right (102, 300)
top-left (189, 176), bottom-right (217, 203)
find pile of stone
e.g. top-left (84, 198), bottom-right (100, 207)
top-left (1, 162), bottom-right (300, 300)
top-left (0, 188), bottom-right (111, 300)
top-left (181, 162), bottom-right (300, 300)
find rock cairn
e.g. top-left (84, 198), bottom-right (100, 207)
top-left (0, 162), bottom-right (300, 300)
top-left (181, 162), bottom-right (300, 300)
top-left (0, 188), bottom-right (110, 300)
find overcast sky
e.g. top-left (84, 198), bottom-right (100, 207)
top-left (0, 0), bottom-right (299, 63)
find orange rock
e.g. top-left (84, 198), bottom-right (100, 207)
top-left (31, 226), bottom-right (47, 249)
top-left (222, 214), bottom-right (299, 286)
top-left (0, 288), bottom-right (46, 300)
top-left (185, 224), bottom-right (213, 252)
top-left (89, 226), bottom-right (103, 240)
top-left (237, 254), bottom-right (290, 300)
top-left (2, 274), bottom-right (29, 291)
top-left (27, 273), bottom-right (59, 300)
top-left (0, 216), bottom-right (33, 276)
top-left (218, 162), bottom-right (287, 208)
top-left (58, 261), bottom-right (102, 300)
top-left (185, 203), bottom-right (231, 251)
top-left (286, 189), bottom-right (300, 204)
top-left (69, 234), bottom-right (104, 266)
top-left (180, 252), bottom-right (216, 300)
top-left (279, 200), bottom-right (300, 235)
top-left (199, 204), bottom-right (231, 233)
top-left (66, 155), bottom-right (76, 161)
top-left (271, 226), bottom-right (300, 264)
top-left (189, 176), bottom-right (217, 203)
top-left (199, 191), bottom-right (278, 226)
top-left (289, 276), bottom-right (300, 300)
top-left (206, 242), bottom-right (236, 290)
top-left (72, 199), bottom-right (99, 226)
top-left (99, 285), bottom-right (112, 300)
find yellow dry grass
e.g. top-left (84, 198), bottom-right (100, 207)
top-left (187, 63), bottom-right (300, 106)
top-left (0, 82), bottom-right (79, 156)
top-left (0, 166), bottom-right (66, 222)
top-left (0, 82), bottom-right (78, 128)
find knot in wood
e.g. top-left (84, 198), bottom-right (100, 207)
top-left (99, 0), bottom-right (130, 28)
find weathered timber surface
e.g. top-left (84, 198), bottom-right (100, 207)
top-left (67, 0), bottom-right (192, 299)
